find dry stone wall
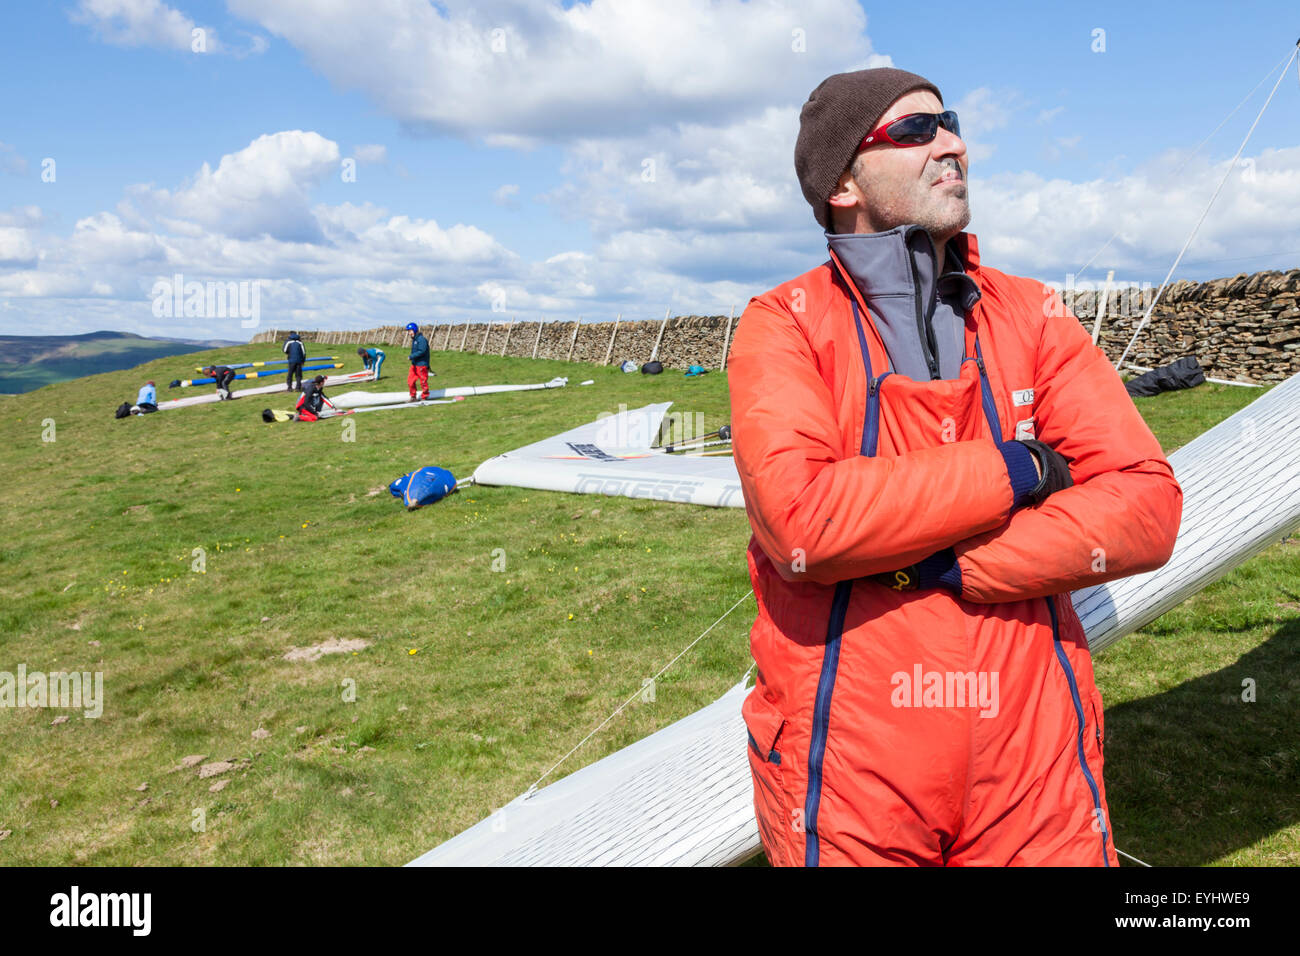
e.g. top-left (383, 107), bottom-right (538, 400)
top-left (250, 267), bottom-right (1300, 383)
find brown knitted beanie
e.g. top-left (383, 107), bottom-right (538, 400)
top-left (795, 68), bottom-right (943, 229)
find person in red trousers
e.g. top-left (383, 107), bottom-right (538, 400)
top-left (405, 322), bottom-right (432, 401)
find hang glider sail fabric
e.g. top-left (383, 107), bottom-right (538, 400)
top-left (472, 402), bottom-right (744, 508)
top-left (330, 376), bottom-right (574, 409)
top-left (153, 370), bottom-right (376, 411)
top-left (410, 369), bottom-right (1300, 867)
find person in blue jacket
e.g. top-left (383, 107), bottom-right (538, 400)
top-left (404, 322), bottom-right (432, 400)
top-left (136, 380), bottom-right (158, 413)
top-left (356, 346), bottom-right (385, 379)
top-left (283, 331), bottom-right (306, 391)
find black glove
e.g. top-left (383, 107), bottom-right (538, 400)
top-left (1019, 439), bottom-right (1073, 505)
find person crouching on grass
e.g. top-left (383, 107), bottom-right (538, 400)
top-left (202, 365), bottom-right (238, 401)
top-left (295, 375), bottom-right (333, 421)
top-left (357, 345), bottom-right (386, 379)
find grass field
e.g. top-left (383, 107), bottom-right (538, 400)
top-left (0, 346), bottom-right (1294, 866)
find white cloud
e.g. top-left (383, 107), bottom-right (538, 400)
top-left (0, 142), bottom-right (28, 176)
top-left (13, 4), bottom-right (1299, 338)
top-left (951, 87), bottom-right (1018, 163)
top-left (0, 133), bottom-right (523, 335)
top-left (122, 131), bottom-right (340, 241)
top-left (353, 144), bottom-right (387, 164)
top-left (226, 0), bottom-right (880, 141)
top-left (971, 144), bottom-right (1300, 281)
top-left (0, 228), bottom-right (38, 267)
top-left (72, 0), bottom-right (221, 52)
top-left (544, 106), bottom-right (806, 238)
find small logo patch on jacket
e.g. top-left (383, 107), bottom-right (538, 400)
top-left (1015, 418), bottom-right (1036, 440)
top-left (1012, 388), bottom-right (1035, 406)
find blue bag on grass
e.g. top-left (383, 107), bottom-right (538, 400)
top-left (401, 466), bottom-right (458, 509)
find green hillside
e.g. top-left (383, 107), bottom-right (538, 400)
top-left (0, 331), bottom-right (241, 394)
top-left (0, 346), bottom-right (1295, 866)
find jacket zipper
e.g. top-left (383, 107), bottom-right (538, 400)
top-left (805, 580), bottom-right (852, 867)
top-left (974, 340), bottom-right (1003, 439)
top-left (908, 229), bottom-right (941, 381)
top-left (1046, 596), bottom-right (1112, 866)
top-left (804, 298), bottom-right (880, 866)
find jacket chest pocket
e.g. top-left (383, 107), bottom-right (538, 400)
top-left (873, 363), bottom-right (990, 455)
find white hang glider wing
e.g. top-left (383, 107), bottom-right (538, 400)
top-left (471, 402), bottom-right (744, 508)
top-left (331, 377), bottom-right (575, 409)
top-left (410, 370), bottom-right (1300, 866)
top-left (150, 369), bottom-right (376, 412)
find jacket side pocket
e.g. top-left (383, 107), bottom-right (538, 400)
top-left (742, 690), bottom-right (798, 867)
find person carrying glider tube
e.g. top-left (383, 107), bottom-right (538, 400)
top-left (283, 331), bottom-right (306, 391)
top-left (203, 366), bottom-right (238, 401)
top-left (728, 68), bottom-right (1183, 868)
top-left (135, 380), bottom-right (158, 413)
top-left (405, 322), bottom-right (432, 401)
top-left (357, 345), bottom-right (385, 379)
top-left (294, 374), bottom-right (335, 422)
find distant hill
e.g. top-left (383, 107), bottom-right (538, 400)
top-left (0, 330), bottom-right (243, 393)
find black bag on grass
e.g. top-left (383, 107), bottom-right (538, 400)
top-left (641, 361), bottom-right (664, 375)
top-left (1124, 356), bottom-right (1205, 398)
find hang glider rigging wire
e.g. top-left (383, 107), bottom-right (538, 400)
top-left (1114, 39), bottom-right (1300, 371)
top-left (525, 589), bottom-right (753, 796)
top-left (1075, 46), bottom-right (1298, 280)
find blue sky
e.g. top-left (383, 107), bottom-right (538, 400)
top-left (1, 0), bottom-right (1297, 339)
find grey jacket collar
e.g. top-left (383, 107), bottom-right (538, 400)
top-left (827, 226), bottom-right (981, 381)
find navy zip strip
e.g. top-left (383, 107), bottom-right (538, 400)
top-left (974, 338), bottom-right (1003, 439)
top-left (802, 300), bottom-right (881, 866)
top-left (851, 300), bottom-right (892, 455)
top-left (1046, 596), bottom-right (1112, 866)
top-left (748, 731), bottom-right (781, 765)
top-left (805, 580), bottom-right (852, 867)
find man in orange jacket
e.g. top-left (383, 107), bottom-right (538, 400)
top-left (728, 68), bottom-right (1182, 866)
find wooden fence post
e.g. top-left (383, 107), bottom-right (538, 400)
top-left (720, 305), bottom-right (735, 370)
top-left (459, 322), bottom-right (470, 352)
top-left (501, 318), bottom-right (514, 356)
top-left (480, 322), bottom-right (491, 353)
top-left (532, 320), bottom-right (543, 360)
top-left (1091, 270), bottom-right (1115, 345)
top-left (566, 317), bottom-right (581, 363)
top-left (603, 313), bottom-right (621, 365)
top-left (650, 307), bottom-right (670, 362)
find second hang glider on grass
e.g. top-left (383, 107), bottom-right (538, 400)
top-left (149, 370), bottom-right (377, 412)
top-left (259, 376), bottom-right (590, 422)
top-left (471, 401), bottom-right (742, 508)
top-left (171, 362), bottom-right (343, 387)
top-left (328, 376), bottom-right (585, 408)
top-left (193, 356), bottom-right (336, 371)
